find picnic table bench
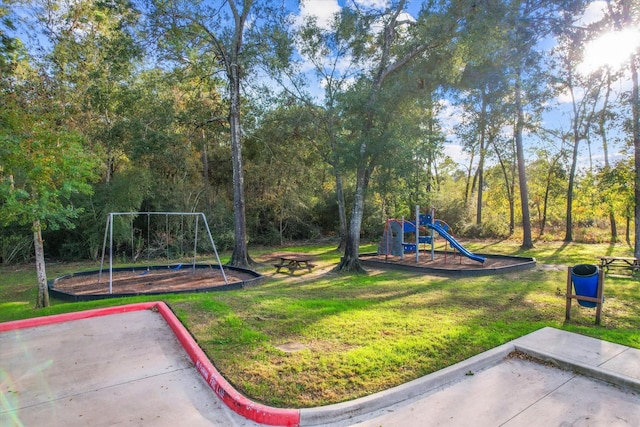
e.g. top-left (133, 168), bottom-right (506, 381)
top-left (599, 256), bottom-right (640, 273)
top-left (274, 255), bottom-right (316, 274)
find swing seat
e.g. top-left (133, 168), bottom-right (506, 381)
top-left (170, 263), bottom-right (182, 270)
top-left (138, 270), bottom-right (149, 276)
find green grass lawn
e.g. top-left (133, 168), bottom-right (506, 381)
top-left (1, 239), bottom-right (639, 408)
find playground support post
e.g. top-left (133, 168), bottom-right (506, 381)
top-left (201, 213), bottom-right (228, 284)
top-left (400, 216), bottom-right (405, 261)
top-left (430, 207), bottom-right (435, 261)
top-left (415, 205), bottom-right (420, 263)
top-left (98, 214), bottom-right (110, 289)
top-left (192, 215), bottom-right (199, 273)
top-left (384, 219), bottom-right (392, 262)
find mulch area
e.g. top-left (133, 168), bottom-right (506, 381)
top-left (52, 267), bottom-right (255, 296)
top-left (362, 252), bottom-right (528, 270)
top-left (52, 250), bottom-right (531, 297)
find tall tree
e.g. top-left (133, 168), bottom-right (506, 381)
top-left (549, 27), bottom-right (603, 241)
top-left (0, 68), bottom-right (98, 307)
top-left (457, 61), bottom-right (510, 226)
top-left (290, 9), bottom-right (359, 251)
top-left (334, 0), bottom-right (467, 272)
top-left (603, 0), bottom-right (640, 256)
top-left (147, 0), bottom-right (289, 267)
top-left (503, 0), bottom-right (583, 248)
top-left (488, 118), bottom-right (518, 234)
top-left (584, 0), bottom-right (640, 250)
top-left (528, 129), bottom-right (568, 237)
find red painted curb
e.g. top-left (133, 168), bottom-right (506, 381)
top-left (155, 302), bottom-right (301, 427)
top-left (0, 302), bottom-right (301, 427)
top-left (0, 302), bottom-right (157, 332)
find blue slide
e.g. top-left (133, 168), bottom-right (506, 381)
top-left (428, 223), bottom-right (485, 264)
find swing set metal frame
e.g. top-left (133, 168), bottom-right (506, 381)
top-left (98, 212), bottom-right (228, 294)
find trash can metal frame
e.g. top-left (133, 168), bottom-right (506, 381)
top-left (565, 266), bottom-right (604, 325)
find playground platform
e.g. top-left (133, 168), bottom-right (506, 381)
top-left (2, 303), bottom-right (639, 426)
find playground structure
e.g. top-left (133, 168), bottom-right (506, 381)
top-left (378, 206), bottom-right (485, 264)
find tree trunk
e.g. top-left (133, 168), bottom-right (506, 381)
top-left (607, 0), bottom-right (638, 254)
top-left (540, 171), bottom-right (551, 237)
top-left (335, 169), bottom-right (347, 252)
top-left (599, 73), bottom-right (617, 242)
top-left (336, 164), bottom-right (367, 273)
top-left (476, 150), bottom-right (484, 226)
top-left (228, 63), bottom-right (253, 267)
top-left (201, 129), bottom-right (209, 183)
top-left (564, 133), bottom-right (579, 242)
top-left (464, 153), bottom-right (475, 205)
top-left (33, 220), bottom-right (50, 308)
top-left (476, 91), bottom-right (488, 226)
top-left (514, 67), bottom-right (533, 248)
top-left (490, 136), bottom-right (515, 236)
top-left (631, 57), bottom-right (640, 258)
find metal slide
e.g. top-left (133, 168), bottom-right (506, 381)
top-left (428, 223), bottom-right (485, 263)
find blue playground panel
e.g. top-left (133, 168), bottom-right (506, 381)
top-left (403, 222), bottom-right (417, 232)
top-left (402, 243), bottom-right (417, 253)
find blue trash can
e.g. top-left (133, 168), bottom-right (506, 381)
top-left (571, 264), bottom-right (599, 308)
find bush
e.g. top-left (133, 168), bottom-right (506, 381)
top-left (462, 221), bottom-right (511, 239)
top-left (0, 232), bottom-right (32, 264)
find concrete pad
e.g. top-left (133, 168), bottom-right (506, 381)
top-left (0, 310), bottom-right (262, 427)
top-left (507, 374), bottom-right (640, 427)
top-left (599, 347), bottom-right (640, 382)
top-left (514, 326), bottom-right (628, 366)
top-left (350, 358), bottom-right (573, 426)
top-left (349, 358), bottom-right (640, 427)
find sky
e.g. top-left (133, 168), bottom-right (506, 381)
top-left (290, 0), bottom-right (640, 171)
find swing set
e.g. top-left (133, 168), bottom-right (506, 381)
top-left (98, 212), bottom-right (228, 294)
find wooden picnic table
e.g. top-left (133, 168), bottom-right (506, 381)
top-left (599, 256), bottom-right (640, 273)
top-left (274, 255), bottom-right (316, 274)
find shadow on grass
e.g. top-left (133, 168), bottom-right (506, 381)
top-left (473, 238), bottom-right (510, 252)
top-left (551, 241), bottom-right (571, 259)
top-left (605, 242), bottom-right (618, 257)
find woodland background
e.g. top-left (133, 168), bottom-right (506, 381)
top-left (1, 0), bottom-right (638, 267)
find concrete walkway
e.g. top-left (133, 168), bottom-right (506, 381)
top-left (0, 308), bottom-right (263, 427)
top-left (1, 304), bottom-right (639, 426)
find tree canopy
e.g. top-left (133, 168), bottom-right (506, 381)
top-left (1, 0), bottom-right (639, 283)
